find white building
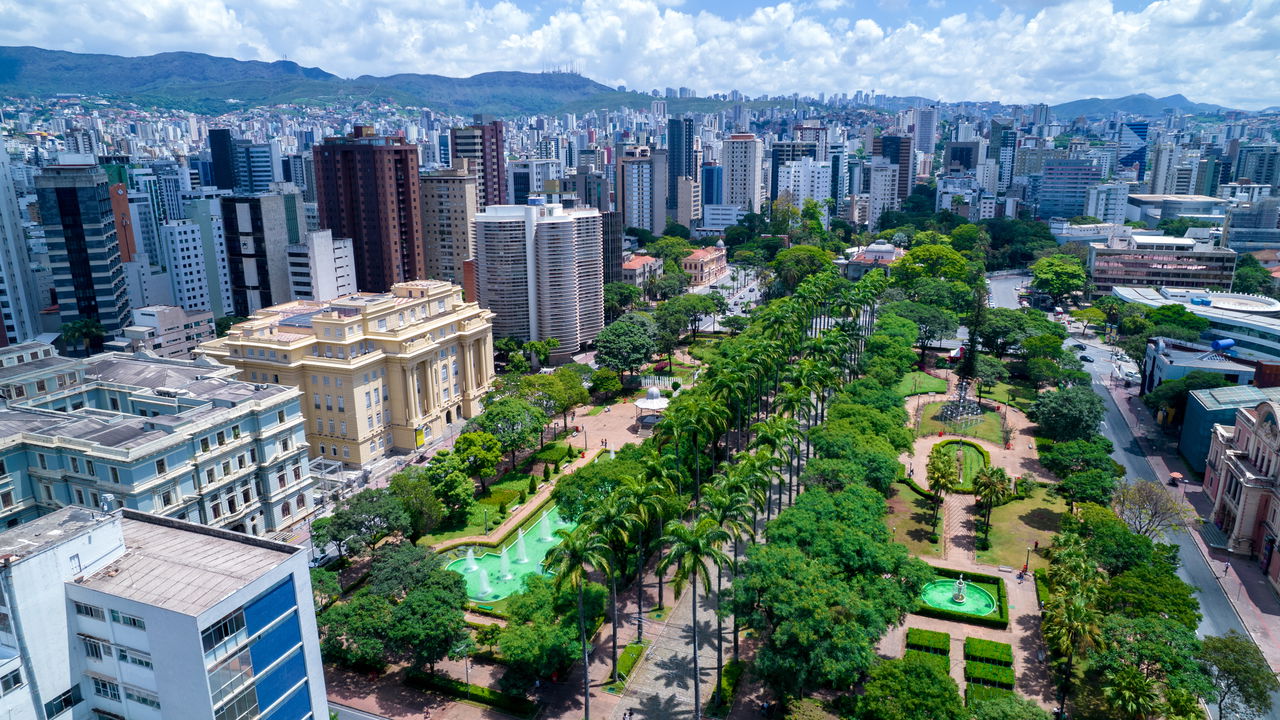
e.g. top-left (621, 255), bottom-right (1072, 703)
top-left (1087, 182), bottom-right (1130, 224)
top-left (912, 106), bottom-right (938, 158)
top-left (616, 147), bottom-right (667, 235)
top-left (159, 220), bottom-right (216, 312)
top-left (180, 188), bottom-right (234, 319)
top-left (867, 156), bottom-right (900, 231)
top-left (696, 204), bottom-right (748, 238)
top-left (776, 157), bottom-right (833, 219)
top-left (287, 230), bottom-right (356, 302)
top-left (0, 507), bottom-right (327, 720)
top-left (723, 134), bottom-right (765, 213)
top-left (105, 305), bottom-right (216, 358)
top-left (473, 200), bottom-right (603, 362)
top-left (507, 159), bottom-right (564, 206)
top-left (0, 148), bottom-right (39, 345)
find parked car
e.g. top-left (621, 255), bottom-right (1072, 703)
top-left (1072, 343), bottom-right (1087, 350)
top-left (1079, 354), bottom-right (1094, 363)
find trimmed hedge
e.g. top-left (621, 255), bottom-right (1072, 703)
top-left (704, 659), bottom-right (745, 718)
top-left (965, 659), bottom-right (1016, 690)
top-left (965, 684), bottom-right (1015, 706)
top-left (913, 566), bottom-right (1010, 630)
top-left (905, 649), bottom-right (951, 678)
top-left (964, 637), bottom-right (1013, 667)
top-left (618, 641), bottom-right (648, 680)
top-left (906, 627), bottom-right (951, 655)
top-left (404, 669), bottom-right (538, 718)
top-left (901, 477), bottom-right (939, 501)
top-left (1033, 567), bottom-right (1051, 610)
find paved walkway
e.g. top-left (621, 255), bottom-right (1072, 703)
top-left (1102, 376), bottom-right (1280, 672)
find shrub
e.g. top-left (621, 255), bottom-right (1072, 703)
top-left (964, 659), bottom-right (1015, 689)
top-left (529, 474), bottom-right (539, 493)
top-left (964, 638), bottom-right (1013, 667)
top-left (498, 501), bottom-right (507, 516)
top-left (704, 659), bottom-right (744, 717)
top-left (543, 464), bottom-right (552, 481)
top-left (518, 490), bottom-right (527, 504)
top-left (1033, 567), bottom-right (1051, 609)
top-left (404, 669), bottom-right (537, 718)
top-left (906, 627), bottom-right (951, 655)
top-left (905, 649), bottom-right (951, 677)
top-left (965, 684), bottom-right (1015, 706)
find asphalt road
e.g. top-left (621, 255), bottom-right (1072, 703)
top-left (985, 275), bottom-right (1279, 720)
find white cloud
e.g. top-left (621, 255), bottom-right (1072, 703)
top-left (0, 0), bottom-right (1275, 107)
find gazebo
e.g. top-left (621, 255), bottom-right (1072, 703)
top-left (634, 386), bottom-right (669, 432)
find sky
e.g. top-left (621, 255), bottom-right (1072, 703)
top-left (1, 0), bottom-right (1277, 108)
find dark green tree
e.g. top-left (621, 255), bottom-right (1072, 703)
top-left (594, 319), bottom-right (657, 379)
top-left (1199, 630), bottom-right (1280, 720)
top-left (1029, 385), bottom-right (1105, 441)
top-left (855, 656), bottom-right (967, 720)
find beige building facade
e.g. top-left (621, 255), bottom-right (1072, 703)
top-left (197, 281), bottom-right (495, 467)
top-left (421, 159), bottom-right (479, 285)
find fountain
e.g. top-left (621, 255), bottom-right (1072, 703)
top-left (953, 574), bottom-right (967, 603)
top-left (464, 547), bottom-right (478, 572)
top-left (446, 505), bottom-right (579, 601)
top-left (920, 575), bottom-right (997, 617)
top-left (477, 568), bottom-right (493, 598)
top-left (539, 512), bottom-right (553, 542)
top-left (499, 548), bottom-right (513, 580)
top-left (515, 529), bottom-right (530, 564)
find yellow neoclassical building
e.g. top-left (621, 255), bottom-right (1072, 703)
top-left (197, 281), bottom-right (495, 466)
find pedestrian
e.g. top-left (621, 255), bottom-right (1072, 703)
top-left (1223, 560), bottom-right (1230, 578)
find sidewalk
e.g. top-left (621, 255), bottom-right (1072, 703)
top-left (1102, 378), bottom-right (1280, 672)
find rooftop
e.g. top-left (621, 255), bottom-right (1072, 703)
top-left (0, 506), bottom-right (114, 563)
top-left (1192, 385), bottom-right (1280, 412)
top-left (79, 511), bottom-right (296, 616)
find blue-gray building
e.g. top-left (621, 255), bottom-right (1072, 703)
top-left (1180, 385), bottom-right (1280, 471)
top-left (0, 341), bottom-right (317, 535)
top-left (1141, 337), bottom-right (1254, 396)
top-left (701, 164), bottom-right (723, 207)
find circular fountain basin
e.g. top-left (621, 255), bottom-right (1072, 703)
top-left (920, 579), bottom-right (997, 616)
top-left (446, 505), bottom-right (577, 601)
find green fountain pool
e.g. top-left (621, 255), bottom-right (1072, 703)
top-left (921, 578), bottom-right (997, 616)
top-left (446, 505), bottom-right (578, 601)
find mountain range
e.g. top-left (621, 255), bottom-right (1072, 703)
top-left (0, 45), bottom-right (1245, 118)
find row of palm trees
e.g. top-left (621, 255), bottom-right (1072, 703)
top-left (544, 268), bottom-right (887, 719)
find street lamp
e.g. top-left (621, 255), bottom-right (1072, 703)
top-left (1024, 546), bottom-right (1032, 573)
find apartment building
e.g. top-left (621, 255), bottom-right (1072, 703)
top-left (1088, 227), bottom-right (1238, 295)
top-left (197, 281), bottom-right (494, 466)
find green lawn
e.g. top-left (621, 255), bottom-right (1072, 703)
top-left (936, 439), bottom-right (987, 492)
top-left (419, 472), bottom-right (542, 544)
top-left (980, 380), bottom-right (1038, 412)
top-left (887, 483), bottom-right (942, 558)
top-left (895, 371), bottom-right (948, 397)
top-left (917, 402), bottom-right (1007, 446)
top-left (975, 483), bottom-right (1066, 571)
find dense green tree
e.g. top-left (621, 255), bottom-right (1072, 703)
top-left (663, 219), bottom-right (691, 238)
top-left (648, 235), bottom-right (695, 263)
top-left (1157, 216), bottom-right (1217, 237)
top-left (1090, 615), bottom-right (1213, 699)
top-left (386, 579), bottom-right (469, 672)
top-left (1030, 254), bottom-right (1088, 304)
top-left (1039, 436), bottom-right (1120, 478)
top-left (594, 319), bottom-right (657, 378)
top-left (976, 307), bottom-right (1033, 357)
top-left (453, 431), bottom-right (503, 490)
top-left (1143, 370), bottom-right (1233, 424)
top-left (1098, 564), bottom-right (1202, 630)
top-left (855, 656), bottom-right (966, 720)
top-left (365, 542), bottom-right (453, 600)
top-left (215, 315), bottom-right (249, 337)
top-left (882, 301), bottom-right (959, 357)
top-left (1058, 469), bottom-right (1119, 506)
top-left (603, 281), bottom-right (642, 321)
top-left (891, 243), bottom-right (970, 286)
top-left (973, 354), bottom-right (1010, 400)
top-left (589, 368), bottom-right (623, 396)
top-left (310, 567), bottom-right (340, 608)
top-left (544, 527), bottom-right (611, 719)
top-left (1029, 385), bottom-right (1105, 441)
top-left (317, 594), bottom-right (394, 670)
top-left (1234, 253), bottom-right (1274, 296)
top-left (771, 245), bottom-right (835, 294)
top-left (1144, 304), bottom-right (1211, 332)
top-left (59, 318), bottom-right (106, 355)
top-left (386, 469), bottom-right (446, 539)
top-left (314, 488), bottom-right (412, 557)
top-left (1199, 630), bottom-right (1280, 720)
top-left (465, 397), bottom-right (548, 470)
top-left (1102, 664), bottom-right (1162, 720)
top-left (389, 454), bottom-right (473, 526)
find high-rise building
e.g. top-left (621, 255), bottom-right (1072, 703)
top-left (912, 106), bottom-right (938, 157)
top-left (221, 186), bottom-right (307, 316)
top-left (159, 220), bottom-right (217, 312)
top-left (199, 281), bottom-right (494, 463)
top-left (0, 147), bottom-right (38, 346)
top-left (871, 133), bottom-right (914, 203)
top-left (943, 141), bottom-right (985, 172)
top-left (1117, 122), bottom-right (1150, 178)
top-left (0, 341), bottom-right (317, 532)
top-left (701, 163), bottom-right (724, 207)
top-left (616, 146), bottom-right (668, 235)
top-left (602, 210), bottom-right (625, 285)
top-left (1039, 159), bottom-right (1103, 219)
top-left (451, 117), bottom-right (507, 207)
top-left (313, 127), bottom-right (424, 293)
top-left (507, 158), bottom-right (563, 206)
top-left (867, 156), bottom-right (900, 231)
top-left (473, 202), bottom-right (603, 361)
top-left (769, 141), bottom-right (819, 201)
top-left (287, 230), bottom-right (357, 301)
top-left (208, 128), bottom-right (237, 190)
top-left (794, 121), bottom-right (830, 160)
top-left (37, 162), bottom-right (132, 338)
top-left (421, 161), bottom-right (479, 285)
top-left (724, 134), bottom-right (765, 212)
top-left (0, 506), bottom-right (329, 720)
top-left (562, 165), bottom-right (610, 213)
top-left (1235, 145), bottom-right (1280, 188)
top-left (667, 117), bottom-right (698, 213)
top-left (182, 188), bottom-right (234, 318)
top-left (1086, 182), bottom-right (1130, 224)
top-left (776, 157), bottom-right (833, 210)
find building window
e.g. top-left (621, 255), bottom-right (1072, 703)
top-left (74, 602), bottom-right (105, 621)
top-left (313, 393), bottom-right (320, 409)
top-left (110, 610), bottom-right (146, 630)
top-left (155, 458), bottom-right (167, 475)
top-left (277, 410), bottom-right (286, 425)
top-left (201, 438), bottom-right (211, 453)
top-left (281, 500), bottom-right (291, 516)
top-left (92, 677), bottom-right (121, 701)
top-left (0, 668), bottom-right (22, 695)
top-left (342, 446), bottom-right (350, 459)
top-left (118, 646), bottom-right (153, 668)
top-left (0, 492), bottom-right (11, 509)
top-left (124, 687), bottom-right (161, 709)
top-left (213, 686), bottom-right (257, 720)
top-left (44, 686), bottom-right (83, 717)
top-left (82, 636), bottom-right (105, 660)
top-left (201, 610), bottom-right (246, 653)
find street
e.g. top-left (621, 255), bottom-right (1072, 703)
top-left (987, 275), bottom-right (1280, 720)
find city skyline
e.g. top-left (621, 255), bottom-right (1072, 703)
top-left (1, 0), bottom-right (1277, 109)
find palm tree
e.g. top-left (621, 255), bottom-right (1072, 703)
top-left (972, 465), bottom-right (1012, 544)
top-left (60, 318), bottom-right (106, 357)
top-left (749, 416), bottom-right (799, 520)
top-left (544, 527), bottom-right (610, 720)
top-left (1042, 593), bottom-right (1104, 716)
top-left (925, 443), bottom-right (959, 534)
top-left (701, 484), bottom-right (754, 687)
top-left (584, 495), bottom-right (637, 684)
top-left (1102, 665), bottom-right (1160, 720)
top-left (620, 463), bottom-right (677, 640)
top-left (660, 517), bottom-right (730, 720)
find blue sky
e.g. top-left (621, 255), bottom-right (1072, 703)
top-left (1, 0), bottom-right (1276, 107)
